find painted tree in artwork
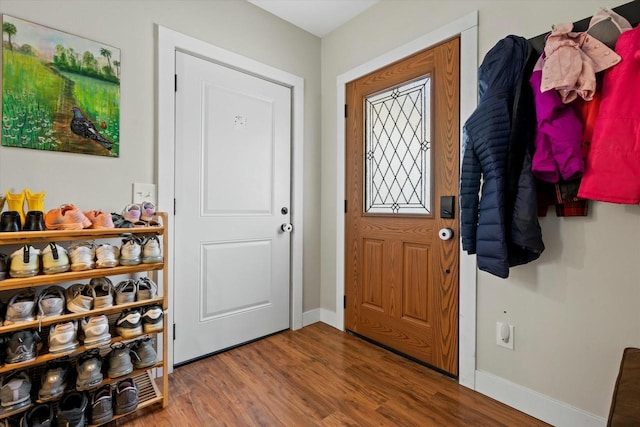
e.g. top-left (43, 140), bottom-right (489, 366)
top-left (100, 47), bottom-right (113, 76)
top-left (2, 22), bottom-right (17, 51)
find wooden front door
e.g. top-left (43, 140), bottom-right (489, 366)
top-left (345, 37), bottom-right (460, 376)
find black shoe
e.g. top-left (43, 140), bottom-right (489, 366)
top-left (20, 402), bottom-right (54, 427)
top-left (23, 211), bottom-right (45, 231)
top-left (5, 330), bottom-right (40, 364)
top-left (0, 211), bottom-right (21, 232)
top-left (0, 252), bottom-right (7, 280)
top-left (56, 391), bottom-right (88, 427)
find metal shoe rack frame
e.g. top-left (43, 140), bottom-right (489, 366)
top-left (0, 212), bottom-right (168, 425)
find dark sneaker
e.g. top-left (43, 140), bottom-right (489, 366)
top-left (56, 391), bottom-right (88, 427)
top-left (38, 360), bottom-right (70, 401)
top-left (107, 343), bottom-right (133, 379)
top-left (0, 253), bottom-right (8, 281)
top-left (20, 402), bottom-right (53, 427)
top-left (76, 349), bottom-right (103, 391)
top-left (114, 378), bottom-right (138, 415)
top-left (5, 330), bottom-right (40, 364)
top-left (131, 337), bottom-right (157, 369)
top-left (115, 309), bottom-right (142, 338)
top-left (90, 384), bottom-right (113, 425)
top-left (0, 371), bottom-right (31, 411)
top-left (141, 305), bottom-right (163, 333)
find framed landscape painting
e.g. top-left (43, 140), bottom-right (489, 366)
top-left (2, 15), bottom-right (120, 157)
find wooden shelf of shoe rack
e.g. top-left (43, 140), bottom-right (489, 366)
top-left (0, 212), bottom-right (169, 425)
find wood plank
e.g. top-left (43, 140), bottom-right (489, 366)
top-left (114, 323), bottom-right (548, 426)
top-left (0, 263), bottom-right (163, 292)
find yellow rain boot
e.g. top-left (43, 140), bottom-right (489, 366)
top-left (24, 188), bottom-right (45, 212)
top-left (5, 190), bottom-right (26, 226)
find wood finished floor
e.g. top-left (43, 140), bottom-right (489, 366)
top-left (114, 323), bottom-right (549, 426)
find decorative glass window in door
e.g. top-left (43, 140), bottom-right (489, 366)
top-left (364, 75), bottom-right (431, 214)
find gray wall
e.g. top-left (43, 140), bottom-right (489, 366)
top-left (0, 0), bottom-right (322, 312)
top-left (321, 0), bottom-right (639, 418)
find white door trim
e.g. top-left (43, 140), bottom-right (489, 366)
top-left (157, 25), bottom-right (305, 371)
top-left (334, 11), bottom-right (478, 389)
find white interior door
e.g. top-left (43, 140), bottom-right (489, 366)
top-left (174, 51), bottom-right (291, 365)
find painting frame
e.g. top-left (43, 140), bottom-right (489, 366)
top-left (2, 14), bottom-right (121, 157)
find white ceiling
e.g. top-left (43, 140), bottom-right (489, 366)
top-left (248, 0), bottom-right (380, 38)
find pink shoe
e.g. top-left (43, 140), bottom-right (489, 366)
top-left (140, 201), bottom-right (156, 222)
top-left (122, 204), bottom-right (141, 222)
top-left (45, 204), bottom-right (92, 230)
top-left (84, 210), bottom-right (115, 229)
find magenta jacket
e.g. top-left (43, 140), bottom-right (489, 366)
top-left (530, 55), bottom-right (584, 183)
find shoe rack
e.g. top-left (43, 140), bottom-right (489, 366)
top-left (0, 212), bottom-right (168, 425)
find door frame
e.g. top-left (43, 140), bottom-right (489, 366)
top-left (157, 25), bottom-right (305, 372)
top-left (334, 12), bottom-right (478, 389)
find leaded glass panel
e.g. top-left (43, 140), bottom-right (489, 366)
top-left (364, 75), bottom-right (431, 214)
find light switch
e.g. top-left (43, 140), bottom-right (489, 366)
top-left (132, 183), bottom-right (156, 205)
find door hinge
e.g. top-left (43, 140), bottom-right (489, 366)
top-left (344, 104), bottom-right (347, 118)
top-left (173, 324), bottom-right (176, 340)
top-left (343, 295), bottom-right (346, 309)
top-left (174, 74), bottom-right (177, 92)
top-left (344, 200), bottom-right (347, 213)
top-left (173, 198), bottom-right (176, 215)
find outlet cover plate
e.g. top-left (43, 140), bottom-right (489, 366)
top-left (496, 322), bottom-right (514, 350)
top-left (132, 183), bottom-right (156, 205)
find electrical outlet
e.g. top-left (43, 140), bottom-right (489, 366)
top-left (132, 183), bottom-right (156, 205)
top-left (496, 322), bottom-right (514, 350)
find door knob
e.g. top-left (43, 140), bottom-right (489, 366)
top-left (281, 223), bottom-right (293, 232)
top-left (438, 228), bottom-right (454, 240)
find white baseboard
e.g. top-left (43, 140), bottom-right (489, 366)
top-left (302, 309), bottom-right (321, 326)
top-left (319, 309), bottom-right (338, 328)
top-left (302, 309), bottom-right (339, 328)
top-left (475, 370), bottom-right (606, 427)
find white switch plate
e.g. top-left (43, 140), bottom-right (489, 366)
top-left (132, 183), bottom-right (156, 205)
top-left (496, 322), bottom-right (515, 350)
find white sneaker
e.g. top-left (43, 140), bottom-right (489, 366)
top-left (141, 305), bottom-right (164, 333)
top-left (141, 236), bottom-right (162, 264)
top-left (80, 315), bottom-right (111, 347)
top-left (69, 242), bottom-right (95, 271)
top-left (37, 285), bottom-right (66, 319)
top-left (41, 243), bottom-right (70, 274)
top-left (119, 236), bottom-right (141, 266)
top-left (115, 310), bottom-right (143, 338)
top-left (9, 245), bottom-right (40, 278)
top-left (65, 283), bottom-right (95, 313)
top-left (49, 321), bottom-right (79, 354)
top-left (115, 280), bottom-right (137, 305)
top-left (89, 277), bottom-right (114, 309)
top-left (136, 277), bottom-right (157, 301)
top-left (96, 244), bottom-right (119, 268)
top-left (4, 289), bottom-right (37, 326)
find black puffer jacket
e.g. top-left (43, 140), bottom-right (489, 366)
top-left (460, 35), bottom-right (540, 278)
